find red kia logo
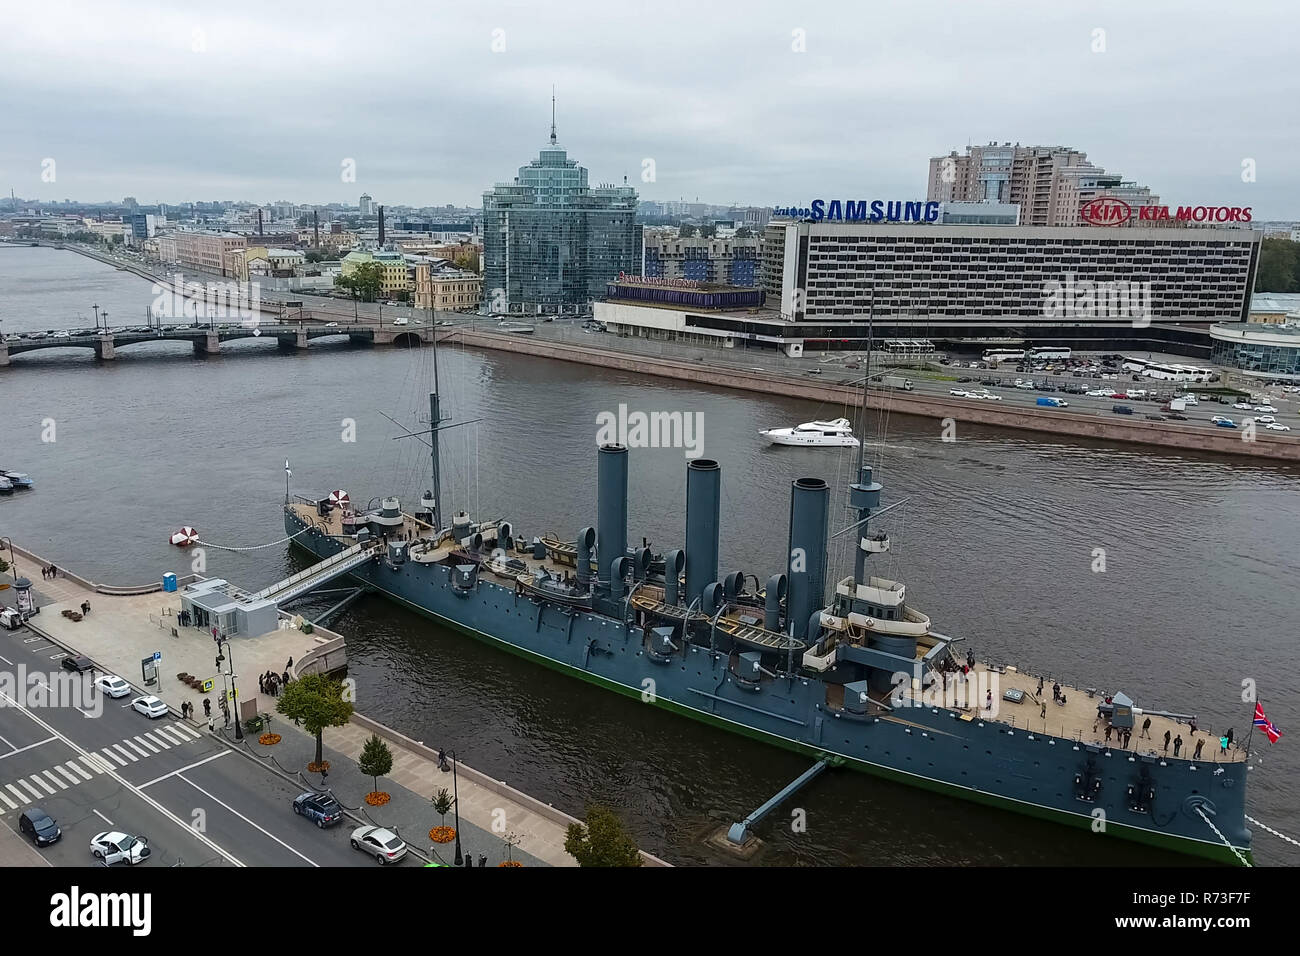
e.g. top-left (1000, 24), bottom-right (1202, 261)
top-left (1080, 197), bottom-right (1132, 226)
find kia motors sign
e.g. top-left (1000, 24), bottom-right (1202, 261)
top-left (1081, 197), bottom-right (1253, 226)
top-left (1080, 197), bottom-right (1132, 226)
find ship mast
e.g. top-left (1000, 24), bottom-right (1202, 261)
top-left (852, 287), bottom-right (874, 586)
top-left (430, 310), bottom-right (444, 532)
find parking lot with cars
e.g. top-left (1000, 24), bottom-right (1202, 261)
top-left (934, 352), bottom-right (1300, 432)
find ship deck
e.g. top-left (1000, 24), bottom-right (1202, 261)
top-left (289, 503), bottom-right (593, 584)
top-left (289, 503), bottom-right (1241, 763)
top-left (904, 662), bottom-right (1244, 763)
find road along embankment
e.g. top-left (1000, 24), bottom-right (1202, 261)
top-left (439, 328), bottom-right (1300, 462)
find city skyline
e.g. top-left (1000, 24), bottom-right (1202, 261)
top-left (3, 0), bottom-right (1296, 216)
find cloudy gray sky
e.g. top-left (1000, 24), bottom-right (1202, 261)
top-left (2, 0), bottom-right (1295, 215)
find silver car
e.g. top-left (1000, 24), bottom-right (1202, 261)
top-left (350, 825), bottom-right (407, 864)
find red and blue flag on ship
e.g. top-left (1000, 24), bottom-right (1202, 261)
top-left (1254, 703), bottom-right (1283, 744)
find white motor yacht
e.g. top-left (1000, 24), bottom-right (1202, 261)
top-left (760, 417), bottom-right (860, 447)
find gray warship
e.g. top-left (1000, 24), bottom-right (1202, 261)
top-left (283, 369), bottom-right (1251, 865)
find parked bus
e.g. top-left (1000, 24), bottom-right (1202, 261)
top-left (982, 348), bottom-right (1026, 364)
top-left (1029, 346), bottom-right (1072, 360)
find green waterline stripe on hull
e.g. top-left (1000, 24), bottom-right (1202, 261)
top-left (289, 537), bottom-right (1251, 866)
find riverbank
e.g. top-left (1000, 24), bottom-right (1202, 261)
top-left (438, 325), bottom-right (1300, 462)
top-left (3, 543), bottom-right (667, 867)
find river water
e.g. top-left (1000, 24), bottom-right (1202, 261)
top-left (1, 245), bottom-right (1295, 866)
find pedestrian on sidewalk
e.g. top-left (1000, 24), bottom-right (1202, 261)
top-left (258, 674), bottom-right (266, 695)
top-left (281, 669), bottom-right (290, 688)
top-left (203, 697), bottom-right (211, 717)
top-left (207, 714), bottom-right (214, 732)
top-left (286, 656), bottom-right (294, 671)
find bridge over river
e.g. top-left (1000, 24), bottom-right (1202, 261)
top-left (0, 321), bottom-right (438, 365)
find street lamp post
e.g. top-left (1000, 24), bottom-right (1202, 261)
top-left (451, 750), bottom-right (463, 866)
top-left (215, 638), bottom-right (244, 740)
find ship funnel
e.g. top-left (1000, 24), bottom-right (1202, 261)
top-left (497, 521), bottom-right (513, 551)
top-left (663, 549), bottom-right (685, 605)
top-left (685, 459), bottom-right (721, 606)
top-left (764, 573), bottom-right (787, 632)
top-left (787, 477), bottom-right (829, 639)
top-left (723, 570), bottom-right (745, 602)
top-left (597, 444), bottom-right (628, 593)
top-left (575, 526), bottom-right (596, 589)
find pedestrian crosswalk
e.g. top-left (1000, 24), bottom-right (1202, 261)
top-left (0, 721), bottom-right (204, 813)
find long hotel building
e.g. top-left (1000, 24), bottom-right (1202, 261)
top-left (597, 216), bottom-right (1260, 358)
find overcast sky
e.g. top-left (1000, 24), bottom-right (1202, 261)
top-left (2, 0), bottom-right (1295, 216)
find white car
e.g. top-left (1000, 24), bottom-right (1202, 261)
top-left (971, 392), bottom-right (1002, 401)
top-left (1233, 402), bottom-right (1253, 410)
top-left (1181, 395), bottom-right (1199, 405)
top-left (324, 322), bottom-right (339, 327)
top-left (350, 825), bottom-right (407, 864)
top-left (90, 831), bottom-right (151, 865)
top-left (1254, 405), bottom-right (1277, 413)
top-left (95, 675), bottom-right (131, 699)
top-left (949, 388), bottom-right (969, 397)
top-left (1264, 422), bottom-right (1292, 431)
top-left (1086, 389), bottom-right (1110, 397)
top-left (1255, 415), bottom-right (1277, 424)
top-left (131, 695), bottom-right (168, 719)
top-left (1015, 381), bottom-right (1035, 390)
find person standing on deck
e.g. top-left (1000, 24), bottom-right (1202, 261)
top-left (1141, 717), bottom-right (1151, 739)
top-left (1173, 734), bottom-right (1183, 757)
top-left (1163, 730), bottom-right (1171, 752)
top-left (1193, 738), bottom-right (1204, 761)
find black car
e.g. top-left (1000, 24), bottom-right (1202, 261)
top-left (957, 376), bottom-right (973, 383)
top-left (980, 378), bottom-right (998, 386)
top-left (1167, 412), bottom-right (1189, 421)
top-left (19, 808), bottom-right (61, 846)
top-left (1112, 405), bottom-right (1135, 415)
top-left (293, 791), bottom-right (344, 828)
top-left (61, 655), bottom-right (94, 673)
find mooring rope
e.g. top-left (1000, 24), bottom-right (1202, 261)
top-left (1245, 813), bottom-right (1300, 848)
top-left (1195, 805), bottom-right (1252, 867)
top-left (195, 528), bottom-right (310, 551)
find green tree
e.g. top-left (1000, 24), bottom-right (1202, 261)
top-left (358, 733), bottom-right (393, 796)
top-left (276, 672), bottom-right (354, 768)
top-left (678, 224), bottom-right (698, 238)
top-left (1256, 238), bottom-right (1300, 293)
top-left (453, 248), bottom-right (480, 273)
top-left (698, 223), bottom-right (716, 238)
top-left (563, 804), bottom-right (642, 867)
top-left (431, 787), bottom-right (455, 827)
top-left (734, 227), bottom-right (753, 238)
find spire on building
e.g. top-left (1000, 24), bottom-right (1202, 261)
top-left (550, 87), bottom-right (557, 146)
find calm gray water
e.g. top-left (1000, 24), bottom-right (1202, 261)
top-left (1, 245), bottom-right (1295, 866)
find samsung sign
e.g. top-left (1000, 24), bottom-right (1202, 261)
top-left (773, 200), bottom-right (941, 223)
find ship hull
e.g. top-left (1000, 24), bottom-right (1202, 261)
top-left (286, 511), bottom-right (1252, 865)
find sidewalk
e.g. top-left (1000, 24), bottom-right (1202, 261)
top-left (14, 568), bottom-right (595, 866)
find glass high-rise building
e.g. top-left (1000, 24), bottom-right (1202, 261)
top-left (482, 121), bottom-right (640, 315)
